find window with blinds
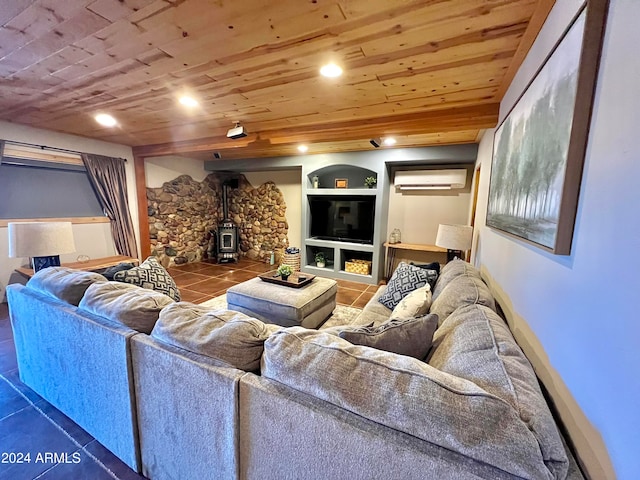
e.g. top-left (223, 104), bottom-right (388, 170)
top-left (0, 141), bottom-right (105, 220)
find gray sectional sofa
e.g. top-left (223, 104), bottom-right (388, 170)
top-left (6, 261), bottom-right (583, 480)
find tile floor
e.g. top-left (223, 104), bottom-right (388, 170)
top-left (0, 259), bottom-right (377, 479)
top-left (169, 257), bottom-right (379, 307)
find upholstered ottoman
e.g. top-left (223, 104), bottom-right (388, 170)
top-left (226, 277), bottom-right (337, 328)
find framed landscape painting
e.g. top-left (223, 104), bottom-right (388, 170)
top-left (486, 0), bottom-right (608, 254)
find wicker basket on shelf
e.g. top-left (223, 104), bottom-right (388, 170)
top-left (345, 259), bottom-right (372, 275)
top-left (281, 252), bottom-right (301, 272)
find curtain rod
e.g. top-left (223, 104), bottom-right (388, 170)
top-left (3, 140), bottom-right (128, 162)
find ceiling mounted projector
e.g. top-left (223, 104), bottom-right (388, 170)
top-left (227, 122), bottom-right (247, 139)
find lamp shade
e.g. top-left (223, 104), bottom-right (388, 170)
top-left (435, 224), bottom-right (473, 251)
top-left (8, 222), bottom-right (76, 258)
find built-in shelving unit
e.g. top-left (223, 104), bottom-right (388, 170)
top-left (204, 144), bottom-right (480, 285)
top-left (302, 163), bottom-right (387, 285)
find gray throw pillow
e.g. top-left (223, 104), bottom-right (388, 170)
top-left (339, 314), bottom-right (439, 360)
top-left (378, 262), bottom-right (431, 309)
top-left (114, 256), bottom-right (180, 301)
top-left (26, 267), bottom-right (107, 306)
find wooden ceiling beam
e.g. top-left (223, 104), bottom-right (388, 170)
top-left (132, 103), bottom-right (499, 157)
top-left (264, 104), bottom-right (499, 143)
top-left (133, 134), bottom-right (260, 157)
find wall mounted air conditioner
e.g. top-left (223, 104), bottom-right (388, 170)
top-left (393, 169), bottom-right (467, 191)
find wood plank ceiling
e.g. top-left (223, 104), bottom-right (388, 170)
top-left (0, 0), bottom-right (553, 160)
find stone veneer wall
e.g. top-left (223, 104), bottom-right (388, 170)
top-left (147, 173), bottom-right (289, 267)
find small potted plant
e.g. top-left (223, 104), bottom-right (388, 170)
top-left (277, 264), bottom-right (293, 281)
top-left (364, 176), bottom-right (377, 188)
top-left (315, 252), bottom-right (326, 268)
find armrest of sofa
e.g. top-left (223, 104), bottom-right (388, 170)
top-left (6, 284), bottom-right (141, 472)
top-left (239, 374), bottom-right (518, 480)
top-left (131, 334), bottom-right (247, 480)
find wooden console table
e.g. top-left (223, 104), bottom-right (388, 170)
top-left (15, 255), bottom-right (139, 279)
top-left (383, 242), bottom-right (447, 280)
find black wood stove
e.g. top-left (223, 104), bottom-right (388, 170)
top-left (215, 181), bottom-right (239, 263)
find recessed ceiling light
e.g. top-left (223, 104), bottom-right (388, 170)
top-left (383, 137), bottom-right (397, 146)
top-left (320, 63), bottom-right (343, 78)
top-left (95, 113), bottom-right (117, 127)
top-left (179, 96), bottom-right (198, 107)
top-left (297, 145), bottom-right (309, 153)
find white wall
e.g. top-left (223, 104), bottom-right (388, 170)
top-left (473, 0), bottom-right (639, 478)
top-left (0, 121), bottom-right (138, 300)
top-left (386, 168), bottom-right (472, 265)
top-left (243, 170), bottom-right (302, 250)
top-left (387, 169), bottom-right (472, 244)
top-left (145, 155), bottom-right (210, 187)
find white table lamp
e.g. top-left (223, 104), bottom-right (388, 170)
top-left (435, 224), bottom-right (473, 262)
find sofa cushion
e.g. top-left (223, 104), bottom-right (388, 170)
top-left (151, 303), bottom-right (280, 372)
top-left (432, 259), bottom-right (482, 299)
top-left (428, 304), bottom-right (568, 479)
top-left (26, 267), bottom-right (107, 306)
top-left (78, 281), bottom-right (174, 333)
top-left (389, 285), bottom-right (432, 321)
top-left (338, 314), bottom-right (438, 359)
top-left (354, 286), bottom-right (392, 326)
top-left (262, 328), bottom-right (559, 479)
top-left (378, 262), bottom-right (432, 310)
top-left (430, 274), bottom-right (496, 325)
top-left (114, 256), bottom-right (180, 301)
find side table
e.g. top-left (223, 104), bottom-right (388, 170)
top-left (383, 242), bottom-right (447, 280)
top-left (14, 255), bottom-right (139, 279)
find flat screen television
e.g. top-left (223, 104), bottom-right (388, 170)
top-left (309, 195), bottom-right (375, 244)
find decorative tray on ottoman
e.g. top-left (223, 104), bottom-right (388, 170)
top-left (258, 271), bottom-right (316, 288)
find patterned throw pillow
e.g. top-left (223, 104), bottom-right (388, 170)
top-left (114, 256), bottom-right (180, 301)
top-left (378, 262), bottom-right (431, 310)
top-left (410, 262), bottom-right (440, 289)
top-left (338, 314), bottom-right (439, 360)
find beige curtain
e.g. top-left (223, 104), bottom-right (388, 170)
top-left (81, 153), bottom-right (137, 258)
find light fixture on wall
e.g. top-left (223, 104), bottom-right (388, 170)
top-left (8, 222), bottom-right (76, 272)
top-left (435, 224), bottom-right (473, 262)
